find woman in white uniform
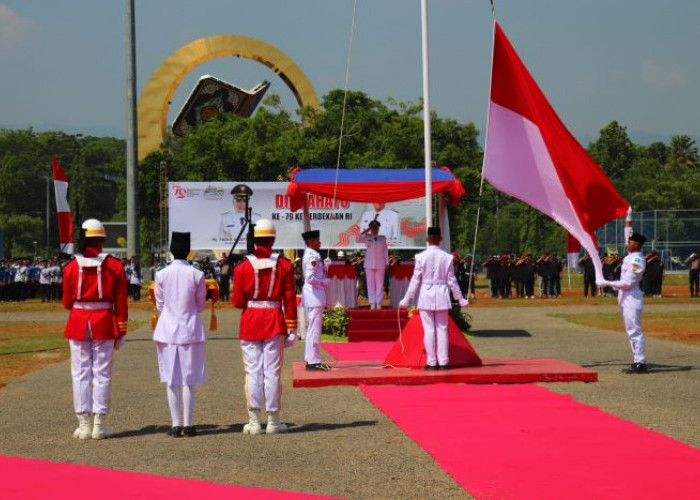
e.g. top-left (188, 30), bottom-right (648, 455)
top-left (153, 232), bottom-right (208, 437)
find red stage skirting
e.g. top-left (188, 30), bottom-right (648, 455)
top-left (293, 357), bottom-right (596, 388)
top-left (361, 384), bottom-right (700, 499)
top-left (0, 455), bottom-right (341, 499)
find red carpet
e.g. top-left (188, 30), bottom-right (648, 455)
top-left (361, 384), bottom-right (700, 499)
top-left (322, 341), bottom-right (394, 361)
top-left (0, 455), bottom-right (341, 499)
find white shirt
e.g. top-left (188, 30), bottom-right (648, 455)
top-left (401, 245), bottom-right (466, 311)
top-left (606, 251), bottom-right (646, 310)
top-left (217, 211), bottom-right (261, 242)
top-left (357, 233), bottom-right (389, 270)
top-left (360, 208), bottom-right (400, 244)
top-left (153, 259), bottom-right (207, 344)
top-left (301, 247), bottom-right (329, 308)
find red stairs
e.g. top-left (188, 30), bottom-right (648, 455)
top-left (347, 308), bottom-right (410, 342)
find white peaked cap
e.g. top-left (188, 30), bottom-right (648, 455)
top-left (253, 218), bottom-right (276, 238)
top-left (82, 218), bottom-right (106, 238)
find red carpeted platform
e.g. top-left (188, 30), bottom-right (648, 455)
top-left (346, 308), bottom-right (409, 342)
top-left (361, 384), bottom-right (700, 499)
top-left (293, 357), bottom-right (596, 388)
top-left (0, 455), bottom-right (342, 499)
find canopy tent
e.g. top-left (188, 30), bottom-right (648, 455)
top-left (286, 166), bottom-right (465, 212)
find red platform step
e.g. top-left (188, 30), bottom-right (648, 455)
top-left (346, 308), bottom-right (410, 342)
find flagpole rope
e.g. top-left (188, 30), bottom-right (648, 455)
top-left (489, 0), bottom-right (497, 20)
top-left (467, 17), bottom-right (498, 295)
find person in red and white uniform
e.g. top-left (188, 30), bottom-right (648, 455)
top-left (232, 219), bottom-right (298, 434)
top-left (399, 226), bottom-right (468, 370)
top-left (62, 219), bottom-right (128, 439)
top-left (153, 232), bottom-right (207, 437)
top-left (357, 219), bottom-right (389, 309)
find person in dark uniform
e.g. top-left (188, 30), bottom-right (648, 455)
top-left (482, 255), bottom-right (500, 298)
top-left (536, 254), bottom-right (551, 298)
top-left (684, 251), bottom-right (699, 297)
top-left (643, 252), bottom-right (663, 297)
top-left (549, 253), bottom-right (563, 298)
top-left (578, 254), bottom-right (597, 297)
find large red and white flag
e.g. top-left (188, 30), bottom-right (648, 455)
top-left (51, 156), bottom-right (74, 254)
top-left (483, 21), bottom-right (629, 281)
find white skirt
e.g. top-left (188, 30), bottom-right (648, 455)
top-left (156, 342), bottom-right (207, 386)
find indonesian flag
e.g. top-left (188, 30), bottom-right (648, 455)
top-left (566, 232), bottom-right (581, 269)
top-left (51, 156), bottom-right (74, 254)
top-left (482, 21), bottom-right (629, 281)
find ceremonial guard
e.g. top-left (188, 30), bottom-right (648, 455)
top-left (153, 232), bottom-right (207, 438)
top-left (685, 251), bottom-right (700, 297)
top-left (357, 219), bottom-right (389, 309)
top-left (62, 219), bottom-right (128, 439)
top-left (233, 219), bottom-right (297, 434)
top-left (597, 232), bottom-right (649, 373)
top-left (301, 229), bottom-right (331, 371)
top-left (399, 227), bottom-right (468, 369)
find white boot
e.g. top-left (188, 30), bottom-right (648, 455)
top-left (266, 411), bottom-right (288, 434)
top-left (91, 413), bottom-right (113, 440)
top-left (72, 413), bottom-right (92, 440)
top-left (242, 410), bottom-right (263, 435)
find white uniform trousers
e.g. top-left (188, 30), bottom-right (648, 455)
top-left (69, 338), bottom-right (114, 414)
top-left (305, 306), bottom-right (324, 364)
top-left (366, 268), bottom-right (385, 307)
top-left (419, 309), bottom-right (449, 367)
top-left (622, 306), bottom-right (646, 363)
top-left (241, 336), bottom-right (284, 412)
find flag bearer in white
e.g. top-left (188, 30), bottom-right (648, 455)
top-left (399, 227), bottom-right (468, 370)
top-left (153, 232), bottom-right (207, 437)
top-left (62, 219), bottom-right (128, 439)
top-left (232, 219), bottom-right (298, 434)
top-left (301, 230), bottom-right (331, 371)
top-left (596, 232), bottom-right (649, 373)
top-left (358, 220), bottom-right (389, 309)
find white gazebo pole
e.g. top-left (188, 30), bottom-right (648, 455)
top-left (421, 0), bottom-right (433, 234)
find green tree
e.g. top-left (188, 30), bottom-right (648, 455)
top-left (587, 121), bottom-right (636, 179)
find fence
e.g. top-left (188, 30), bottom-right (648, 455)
top-left (596, 209), bottom-right (700, 271)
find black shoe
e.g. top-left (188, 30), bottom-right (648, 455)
top-left (423, 365), bottom-right (439, 371)
top-left (438, 364), bottom-right (451, 370)
top-left (306, 363), bottom-right (331, 371)
top-left (627, 362), bottom-right (648, 374)
top-left (183, 426), bottom-right (197, 437)
top-left (170, 426), bottom-right (183, 437)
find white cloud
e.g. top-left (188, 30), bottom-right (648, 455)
top-left (642, 59), bottom-right (686, 90)
top-left (0, 4), bottom-right (35, 50)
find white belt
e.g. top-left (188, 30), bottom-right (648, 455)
top-left (247, 300), bottom-right (281, 309)
top-left (73, 302), bottom-right (112, 310)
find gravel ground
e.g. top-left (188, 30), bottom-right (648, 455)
top-left (0, 303), bottom-right (698, 499)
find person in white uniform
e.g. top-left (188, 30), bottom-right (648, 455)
top-left (596, 232), bottom-right (649, 373)
top-left (357, 220), bottom-right (389, 309)
top-left (360, 202), bottom-right (400, 244)
top-left (301, 229), bottom-right (332, 371)
top-left (217, 184), bottom-right (261, 244)
top-left (399, 227), bottom-right (469, 370)
top-left (153, 232), bottom-right (207, 437)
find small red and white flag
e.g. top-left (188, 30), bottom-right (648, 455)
top-left (566, 232), bottom-right (582, 269)
top-left (482, 21), bottom-right (629, 281)
top-left (51, 156), bottom-right (74, 254)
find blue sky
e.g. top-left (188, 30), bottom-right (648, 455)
top-left (1, 0), bottom-right (698, 145)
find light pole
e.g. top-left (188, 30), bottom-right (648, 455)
top-left (126, 0), bottom-right (139, 259)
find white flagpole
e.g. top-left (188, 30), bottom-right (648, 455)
top-left (421, 0), bottom-right (433, 231)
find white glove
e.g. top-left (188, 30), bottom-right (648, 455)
top-left (284, 332), bottom-right (297, 348)
top-left (596, 279), bottom-right (611, 287)
top-left (114, 336), bottom-right (126, 350)
top-left (324, 257), bottom-right (332, 267)
top-left (398, 300), bottom-right (409, 309)
top-left (459, 298), bottom-right (469, 308)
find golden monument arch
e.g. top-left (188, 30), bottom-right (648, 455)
top-left (137, 34), bottom-right (321, 161)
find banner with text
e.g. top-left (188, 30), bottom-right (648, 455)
top-left (169, 182), bottom-right (429, 250)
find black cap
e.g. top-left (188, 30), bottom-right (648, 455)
top-left (302, 230), bottom-right (320, 241)
top-left (170, 232), bottom-right (191, 259)
top-left (628, 232), bottom-right (647, 245)
top-left (368, 220), bottom-right (381, 228)
top-left (231, 184), bottom-right (252, 201)
top-left (427, 226), bottom-right (441, 237)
